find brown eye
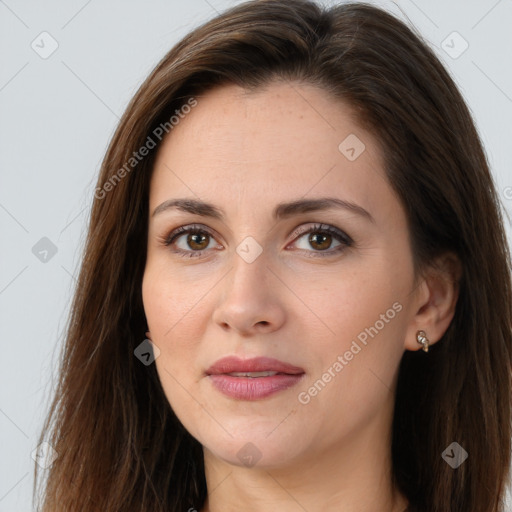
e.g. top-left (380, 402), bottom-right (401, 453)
top-left (291, 223), bottom-right (353, 256)
top-left (307, 232), bottom-right (333, 251)
top-left (164, 225), bottom-right (218, 258)
top-left (164, 223), bottom-right (353, 259)
top-left (186, 232), bottom-right (210, 250)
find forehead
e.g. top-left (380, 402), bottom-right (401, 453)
top-left (149, 81), bottom-right (395, 222)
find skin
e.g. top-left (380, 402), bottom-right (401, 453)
top-left (142, 81), bottom-right (459, 512)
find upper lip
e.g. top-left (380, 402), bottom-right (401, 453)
top-left (206, 356), bottom-right (305, 375)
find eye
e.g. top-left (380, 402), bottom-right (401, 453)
top-left (288, 223), bottom-right (353, 257)
top-left (163, 224), bottom-right (220, 258)
top-left (162, 223), bottom-right (353, 259)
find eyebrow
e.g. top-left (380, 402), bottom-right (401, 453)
top-left (152, 197), bottom-right (374, 223)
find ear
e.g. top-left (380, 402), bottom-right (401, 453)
top-left (404, 252), bottom-right (461, 351)
top-left (145, 331), bottom-right (152, 340)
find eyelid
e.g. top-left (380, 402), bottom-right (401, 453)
top-left (289, 223), bottom-right (353, 246)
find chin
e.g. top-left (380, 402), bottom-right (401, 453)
top-left (198, 425), bottom-right (309, 469)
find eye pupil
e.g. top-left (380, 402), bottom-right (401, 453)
top-left (188, 232), bottom-right (209, 250)
top-left (309, 232), bottom-right (331, 250)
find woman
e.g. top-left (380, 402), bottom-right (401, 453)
top-left (34, 1), bottom-right (512, 511)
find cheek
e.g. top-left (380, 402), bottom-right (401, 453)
top-left (298, 261), bottom-right (408, 391)
top-left (293, 261), bottom-right (402, 343)
top-left (142, 273), bottom-right (203, 426)
top-left (298, 292), bottom-right (406, 436)
top-left (142, 264), bottom-right (206, 337)
top-left (142, 266), bottom-right (208, 378)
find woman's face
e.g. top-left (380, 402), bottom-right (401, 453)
top-left (142, 81), bottom-right (421, 469)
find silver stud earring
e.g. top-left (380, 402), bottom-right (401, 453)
top-left (416, 330), bottom-right (430, 352)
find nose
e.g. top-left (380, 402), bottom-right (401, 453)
top-left (211, 242), bottom-right (286, 335)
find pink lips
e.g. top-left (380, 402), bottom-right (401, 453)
top-left (205, 356), bottom-right (305, 400)
top-left (206, 356), bottom-right (305, 375)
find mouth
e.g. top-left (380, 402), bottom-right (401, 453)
top-left (222, 371), bottom-right (287, 378)
top-left (205, 356), bottom-right (305, 400)
top-left (205, 355), bottom-right (305, 376)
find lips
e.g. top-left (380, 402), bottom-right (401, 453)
top-left (206, 356), bottom-right (305, 376)
top-left (205, 356), bottom-right (306, 400)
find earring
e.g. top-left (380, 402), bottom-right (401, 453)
top-left (416, 330), bottom-right (429, 352)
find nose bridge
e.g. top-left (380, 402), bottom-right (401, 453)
top-left (211, 234), bottom-right (284, 332)
top-left (228, 235), bottom-right (270, 294)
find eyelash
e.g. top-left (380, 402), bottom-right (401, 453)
top-left (162, 223), bottom-right (353, 259)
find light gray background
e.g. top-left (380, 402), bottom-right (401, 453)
top-left (1, 0), bottom-right (511, 510)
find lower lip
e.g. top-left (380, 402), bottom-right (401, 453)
top-left (207, 373), bottom-right (305, 400)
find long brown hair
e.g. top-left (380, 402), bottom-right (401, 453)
top-left (34, 1), bottom-right (512, 510)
